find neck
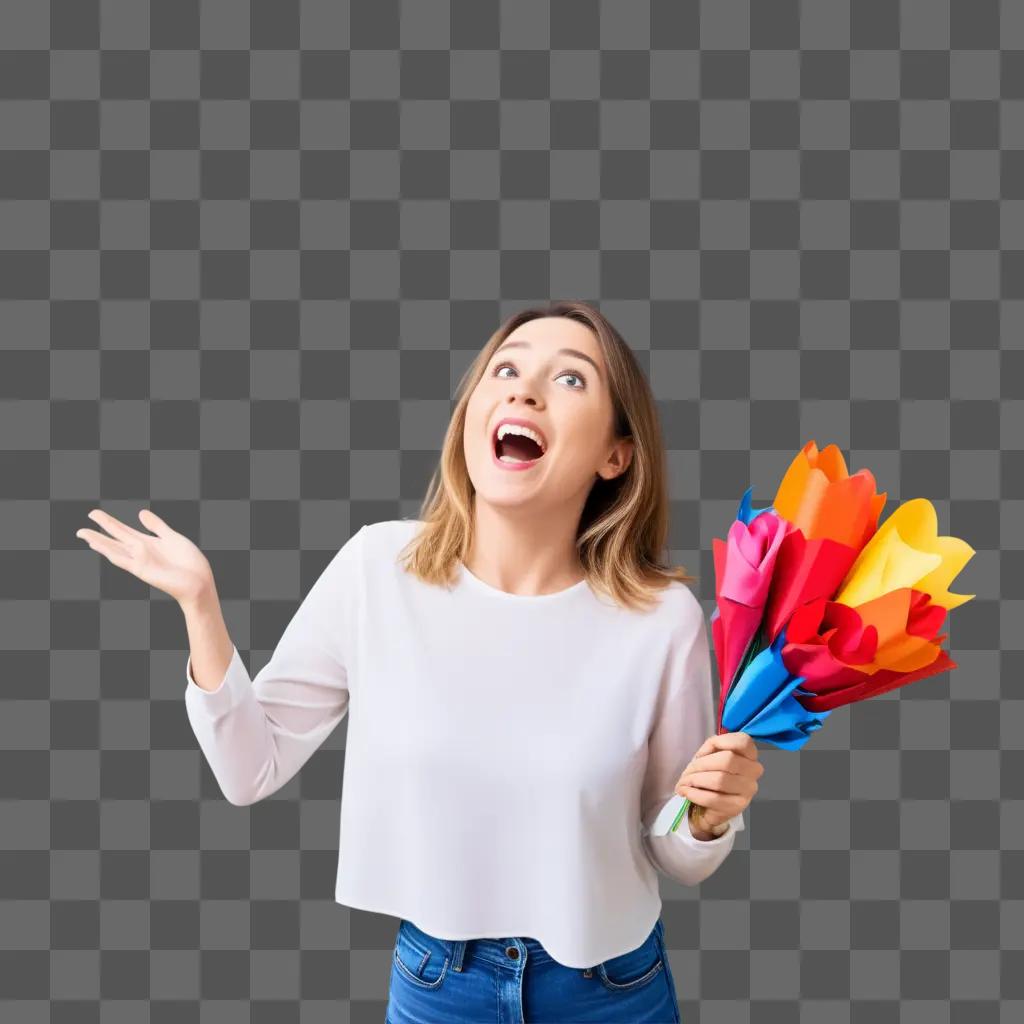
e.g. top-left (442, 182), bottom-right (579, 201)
top-left (465, 504), bottom-right (584, 596)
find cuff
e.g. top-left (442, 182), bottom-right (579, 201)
top-left (671, 812), bottom-right (740, 849)
top-left (184, 645), bottom-right (248, 720)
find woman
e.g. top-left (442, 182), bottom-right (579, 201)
top-left (76, 300), bottom-right (763, 1022)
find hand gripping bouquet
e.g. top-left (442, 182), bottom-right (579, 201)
top-left (665, 441), bottom-right (976, 834)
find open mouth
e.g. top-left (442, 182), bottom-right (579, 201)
top-left (493, 428), bottom-right (546, 465)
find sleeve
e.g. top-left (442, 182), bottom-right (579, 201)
top-left (639, 587), bottom-right (745, 886)
top-left (183, 524), bottom-right (367, 807)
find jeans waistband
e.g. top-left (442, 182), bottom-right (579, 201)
top-left (398, 916), bottom-right (665, 976)
top-left (399, 918), bottom-right (556, 972)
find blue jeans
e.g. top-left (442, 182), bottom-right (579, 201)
top-left (385, 915), bottom-right (682, 1023)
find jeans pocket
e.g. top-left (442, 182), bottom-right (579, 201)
top-left (595, 928), bottom-right (666, 993)
top-left (391, 922), bottom-right (451, 991)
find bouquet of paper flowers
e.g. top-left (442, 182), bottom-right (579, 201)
top-left (665, 440), bottom-right (976, 834)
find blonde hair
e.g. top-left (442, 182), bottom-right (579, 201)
top-left (397, 299), bottom-right (696, 612)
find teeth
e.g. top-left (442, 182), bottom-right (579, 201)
top-left (495, 423), bottom-right (547, 453)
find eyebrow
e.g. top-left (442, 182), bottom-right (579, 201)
top-left (493, 340), bottom-right (602, 382)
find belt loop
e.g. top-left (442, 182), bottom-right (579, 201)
top-left (450, 938), bottom-right (467, 972)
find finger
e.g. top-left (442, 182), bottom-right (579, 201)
top-left (736, 732), bottom-right (760, 761)
top-left (677, 769), bottom-right (736, 794)
top-left (688, 734), bottom-right (718, 761)
top-left (709, 731), bottom-right (759, 761)
top-left (676, 782), bottom-right (746, 814)
top-left (138, 508), bottom-right (171, 536)
top-left (708, 749), bottom-right (765, 778)
top-left (86, 508), bottom-right (145, 543)
top-left (676, 769), bottom-right (752, 797)
top-left (76, 529), bottom-right (132, 569)
top-left (685, 732), bottom-right (754, 767)
top-left (76, 527), bottom-right (118, 549)
top-left (681, 748), bottom-right (758, 781)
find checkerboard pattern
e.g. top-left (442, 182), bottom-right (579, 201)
top-left (0, 0), bottom-right (1013, 1020)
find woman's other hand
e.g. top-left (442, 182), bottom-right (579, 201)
top-left (75, 508), bottom-right (214, 608)
top-left (674, 731), bottom-right (762, 829)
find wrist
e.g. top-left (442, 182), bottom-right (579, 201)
top-left (179, 579), bottom-right (220, 622)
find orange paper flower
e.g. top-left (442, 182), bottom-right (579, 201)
top-left (772, 440), bottom-right (888, 551)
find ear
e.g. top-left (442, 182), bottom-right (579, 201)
top-left (597, 435), bottom-right (634, 481)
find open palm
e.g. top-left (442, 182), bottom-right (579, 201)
top-left (76, 508), bottom-right (213, 606)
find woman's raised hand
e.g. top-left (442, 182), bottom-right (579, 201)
top-left (75, 508), bottom-right (215, 607)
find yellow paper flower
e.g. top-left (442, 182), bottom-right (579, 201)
top-left (834, 498), bottom-right (975, 611)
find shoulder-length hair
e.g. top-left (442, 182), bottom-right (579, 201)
top-left (397, 299), bottom-right (696, 612)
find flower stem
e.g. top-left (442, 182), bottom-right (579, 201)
top-left (669, 795), bottom-right (691, 833)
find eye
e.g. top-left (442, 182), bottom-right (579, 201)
top-left (492, 362), bottom-right (587, 390)
top-left (556, 370), bottom-right (586, 390)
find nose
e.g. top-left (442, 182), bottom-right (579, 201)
top-left (506, 391), bottom-right (539, 408)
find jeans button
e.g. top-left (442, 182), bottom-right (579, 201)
top-left (505, 946), bottom-right (519, 960)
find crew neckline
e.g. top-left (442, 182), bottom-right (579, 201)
top-left (458, 562), bottom-right (590, 601)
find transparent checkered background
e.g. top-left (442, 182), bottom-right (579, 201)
top-left (0, 0), bottom-right (1015, 1021)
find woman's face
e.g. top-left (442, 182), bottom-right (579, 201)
top-left (463, 317), bottom-right (633, 514)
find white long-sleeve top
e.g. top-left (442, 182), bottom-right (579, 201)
top-left (184, 518), bottom-right (745, 969)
